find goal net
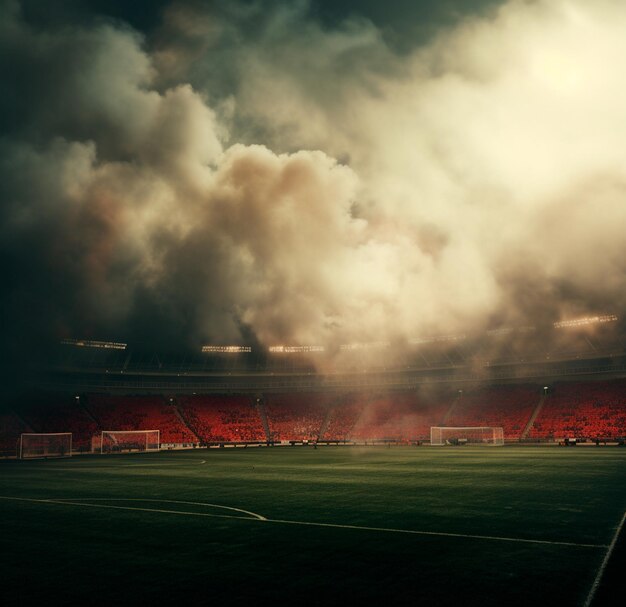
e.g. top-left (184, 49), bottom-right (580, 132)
top-left (19, 433), bottom-right (72, 459)
top-left (98, 430), bottom-right (160, 454)
top-left (430, 426), bottom-right (504, 446)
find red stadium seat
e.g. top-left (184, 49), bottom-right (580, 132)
top-left (530, 380), bottom-right (626, 440)
top-left (87, 394), bottom-right (198, 444)
top-left (349, 390), bottom-right (454, 441)
top-left (264, 393), bottom-right (331, 441)
top-left (177, 395), bottom-right (266, 442)
top-left (446, 385), bottom-right (539, 440)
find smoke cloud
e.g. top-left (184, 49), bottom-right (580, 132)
top-left (1, 0), bottom-right (625, 359)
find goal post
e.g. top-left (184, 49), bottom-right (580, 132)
top-left (430, 426), bottom-right (504, 446)
top-left (19, 433), bottom-right (72, 459)
top-left (98, 430), bottom-right (160, 454)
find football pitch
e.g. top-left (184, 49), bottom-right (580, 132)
top-left (1, 447), bottom-right (624, 606)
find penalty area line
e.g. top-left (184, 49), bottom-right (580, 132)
top-left (583, 510), bottom-right (626, 607)
top-left (0, 495), bottom-right (606, 549)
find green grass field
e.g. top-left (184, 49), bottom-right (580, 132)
top-left (1, 446), bottom-right (625, 606)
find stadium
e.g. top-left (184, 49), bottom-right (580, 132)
top-left (2, 321), bottom-right (625, 605)
top-left (1, 1), bottom-right (625, 606)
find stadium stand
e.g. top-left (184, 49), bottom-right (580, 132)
top-left (530, 379), bottom-right (626, 440)
top-left (322, 394), bottom-right (364, 441)
top-left (17, 394), bottom-right (99, 450)
top-left (86, 394), bottom-right (197, 444)
top-left (0, 411), bottom-right (30, 456)
top-left (264, 393), bottom-right (331, 441)
top-left (350, 391), bottom-right (453, 441)
top-left (2, 379), bottom-right (625, 455)
top-left (445, 385), bottom-right (539, 440)
top-left (177, 395), bottom-right (266, 443)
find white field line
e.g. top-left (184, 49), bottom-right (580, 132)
top-left (54, 497), bottom-right (263, 519)
top-left (0, 495), bottom-right (607, 549)
top-left (583, 510), bottom-right (626, 607)
top-left (264, 518), bottom-right (605, 548)
top-left (0, 496), bottom-right (266, 521)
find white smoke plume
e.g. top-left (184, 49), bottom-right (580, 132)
top-left (1, 0), bottom-right (625, 358)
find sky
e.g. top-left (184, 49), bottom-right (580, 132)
top-left (1, 0), bottom-right (625, 359)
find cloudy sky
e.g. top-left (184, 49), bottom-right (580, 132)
top-left (1, 0), bottom-right (625, 357)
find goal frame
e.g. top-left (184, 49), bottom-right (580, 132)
top-left (99, 430), bottom-right (160, 454)
top-left (430, 426), bottom-right (504, 446)
top-left (18, 432), bottom-right (73, 459)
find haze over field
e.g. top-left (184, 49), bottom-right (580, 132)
top-left (1, 0), bottom-right (625, 356)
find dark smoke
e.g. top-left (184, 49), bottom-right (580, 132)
top-left (1, 0), bottom-right (625, 373)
